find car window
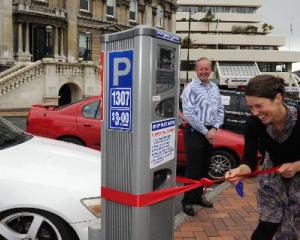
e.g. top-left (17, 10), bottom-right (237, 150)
top-left (239, 95), bottom-right (250, 113)
top-left (82, 101), bottom-right (100, 119)
top-left (221, 94), bottom-right (238, 111)
top-left (96, 101), bottom-right (101, 119)
top-left (0, 117), bottom-right (30, 149)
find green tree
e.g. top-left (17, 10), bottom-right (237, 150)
top-left (201, 9), bottom-right (215, 32)
top-left (181, 37), bottom-right (192, 49)
top-left (262, 23), bottom-right (274, 33)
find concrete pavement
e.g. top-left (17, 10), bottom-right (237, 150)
top-left (174, 178), bottom-right (258, 240)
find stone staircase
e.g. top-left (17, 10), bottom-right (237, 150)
top-left (0, 59), bottom-right (100, 109)
top-left (0, 61), bottom-right (43, 96)
top-left (0, 63), bottom-right (28, 79)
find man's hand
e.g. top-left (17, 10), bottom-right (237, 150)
top-left (205, 128), bottom-right (217, 144)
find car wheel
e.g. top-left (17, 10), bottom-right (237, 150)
top-left (207, 149), bottom-right (238, 180)
top-left (60, 137), bottom-right (85, 146)
top-left (0, 209), bottom-right (75, 240)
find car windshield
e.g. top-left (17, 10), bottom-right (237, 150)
top-left (0, 117), bottom-right (31, 149)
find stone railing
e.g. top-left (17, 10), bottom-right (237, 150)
top-left (56, 64), bottom-right (84, 77)
top-left (0, 61), bottom-right (43, 96)
top-left (0, 60), bottom-right (100, 108)
top-left (0, 63), bottom-right (27, 79)
top-left (13, 0), bottom-right (67, 18)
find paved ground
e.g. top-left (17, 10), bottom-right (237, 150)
top-left (174, 178), bottom-right (258, 240)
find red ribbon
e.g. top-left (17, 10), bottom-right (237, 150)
top-left (101, 166), bottom-right (280, 207)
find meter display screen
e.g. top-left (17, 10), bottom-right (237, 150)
top-left (156, 46), bottom-right (175, 93)
top-left (158, 48), bottom-right (173, 70)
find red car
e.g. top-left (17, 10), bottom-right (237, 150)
top-left (27, 96), bottom-right (248, 179)
top-left (27, 96), bottom-right (101, 150)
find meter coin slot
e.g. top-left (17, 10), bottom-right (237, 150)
top-left (155, 97), bottom-right (175, 118)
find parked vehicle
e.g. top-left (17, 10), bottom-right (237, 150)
top-left (0, 116), bottom-right (100, 240)
top-left (27, 96), bottom-right (101, 150)
top-left (220, 89), bottom-right (300, 133)
top-left (220, 90), bottom-right (251, 134)
top-left (27, 96), bottom-right (255, 179)
top-left (177, 112), bottom-right (246, 180)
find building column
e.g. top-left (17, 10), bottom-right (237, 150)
top-left (25, 22), bottom-right (30, 54)
top-left (102, 0), bottom-right (107, 21)
top-left (66, 0), bottom-right (80, 62)
top-left (54, 26), bottom-right (59, 58)
top-left (60, 28), bottom-right (66, 59)
top-left (17, 22), bottom-right (23, 54)
top-left (170, 5), bottom-right (177, 33)
top-left (17, 21), bottom-right (31, 62)
top-left (164, 11), bottom-right (170, 32)
top-left (144, 0), bottom-right (152, 26)
top-left (0, 0), bottom-right (14, 67)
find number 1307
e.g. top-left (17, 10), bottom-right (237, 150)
top-left (111, 89), bottom-right (131, 108)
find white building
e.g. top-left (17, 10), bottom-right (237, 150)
top-left (176, 0), bottom-right (300, 96)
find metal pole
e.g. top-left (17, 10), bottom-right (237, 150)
top-left (86, 31), bottom-right (91, 60)
top-left (186, 10), bottom-right (191, 83)
top-left (216, 18), bottom-right (219, 50)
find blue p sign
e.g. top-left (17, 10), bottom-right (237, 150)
top-left (109, 50), bottom-right (133, 88)
top-left (108, 50), bottom-right (133, 131)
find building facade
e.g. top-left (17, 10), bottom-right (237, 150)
top-left (0, 0), bottom-right (177, 108)
top-left (176, 0), bottom-right (300, 97)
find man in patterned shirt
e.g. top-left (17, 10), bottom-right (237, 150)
top-left (181, 57), bottom-right (224, 216)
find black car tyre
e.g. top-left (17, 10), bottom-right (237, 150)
top-left (0, 208), bottom-right (77, 240)
top-left (207, 149), bottom-right (238, 180)
top-left (59, 137), bottom-right (85, 146)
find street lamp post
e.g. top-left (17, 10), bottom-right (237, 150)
top-left (85, 31), bottom-right (91, 60)
top-left (186, 10), bottom-right (192, 83)
top-left (45, 25), bottom-right (53, 57)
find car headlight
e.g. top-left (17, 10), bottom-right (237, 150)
top-left (81, 197), bottom-right (101, 218)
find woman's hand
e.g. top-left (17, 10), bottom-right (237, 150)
top-left (277, 163), bottom-right (297, 178)
top-left (225, 167), bottom-right (241, 183)
top-left (225, 164), bottom-right (252, 183)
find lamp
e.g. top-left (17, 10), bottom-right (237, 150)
top-left (85, 31), bottom-right (91, 60)
top-left (45, 25), bottom-right (53, 57)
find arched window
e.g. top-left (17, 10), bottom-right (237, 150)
top-left (156, 5), bottom-right (163, 28)
top-left (106, 0), bottom-right (115, 17)
top-left (129, 0), bottom-right (137, 22)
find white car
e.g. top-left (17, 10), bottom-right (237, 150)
top-left (0, 117), bottom-right (100, 240)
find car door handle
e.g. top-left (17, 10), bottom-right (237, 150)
top-left (83, 124), bottom-right (92, 127)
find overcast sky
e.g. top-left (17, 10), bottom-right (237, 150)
top-left (260, 0), bottom-right (300, 71)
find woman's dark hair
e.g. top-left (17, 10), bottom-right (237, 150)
top-left (245, 74), bottom-right (285, 100)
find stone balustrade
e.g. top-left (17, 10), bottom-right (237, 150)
top-left (0, 63), bottom-right (27, 79)
top-left (56, 64), bottom-right (84, 77)
top-left (0, 61), bottom-right (43, 96)
top-left (0, 60), bottom-right (100, 108)
top-left (13, 0), bottom-right (67, 18)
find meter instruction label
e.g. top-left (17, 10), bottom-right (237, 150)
top-left (150, 118), bottom-right (176, 169)
top-left (108, 50), bottom-right (133, 131)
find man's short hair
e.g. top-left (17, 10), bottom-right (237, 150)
top-left (195, 57), bottom-right (212, 69)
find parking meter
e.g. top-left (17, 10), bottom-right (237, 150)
top-left (101, 26), bottom-right (181, 240)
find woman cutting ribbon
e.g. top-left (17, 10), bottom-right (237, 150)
top-left (225, 74), bottom-right (300, 240)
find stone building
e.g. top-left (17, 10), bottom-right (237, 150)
top-left (0, 0), bottom-right (177, 109)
